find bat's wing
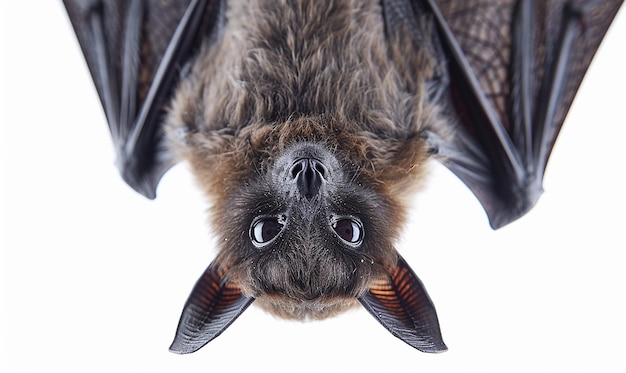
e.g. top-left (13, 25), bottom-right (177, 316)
top-left (392, 0), bottom-right (622, 228)
top-left (63, 0), bottom-right (224, 198)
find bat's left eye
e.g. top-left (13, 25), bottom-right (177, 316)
top-left (332, 217), bottom-right (363, 246)
top-left (251, 217), bottom-right (284, 247)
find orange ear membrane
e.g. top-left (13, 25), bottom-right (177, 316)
top-left (169, 261), bottom-right (254, 354)
top-left (358, 254), bottom-right (447, 353)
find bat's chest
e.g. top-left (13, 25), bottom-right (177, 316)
top-left (174, 0), bottom-right (438, 138)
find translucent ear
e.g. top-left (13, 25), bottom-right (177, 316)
top-left (169, 261), bottom-right (255, 354)
top-left (358, 254), bottom-right (447, 353)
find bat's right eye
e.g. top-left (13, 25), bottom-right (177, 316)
top-left (331, 217), bottom-right (364, 247)
top-left (250, 217), bottom-right (284, 247)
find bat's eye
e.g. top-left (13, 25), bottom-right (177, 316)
top-left (251, 217), bottom-right (284, 246)
top-left (332, 217), bottom-right (363, 246)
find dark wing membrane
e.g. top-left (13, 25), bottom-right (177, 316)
top-left (63, 0), bottom-right (223, 198)
top-left (419, 0), bottom-right (622, 228)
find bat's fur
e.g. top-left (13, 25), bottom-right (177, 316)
top-left (165, 0), bottom-right (448, 319)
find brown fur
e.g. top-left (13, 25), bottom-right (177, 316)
top-left (165, 0), bottom-right (448, 320)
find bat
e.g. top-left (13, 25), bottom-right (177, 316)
top-left (62, 0), bottom-right (623, 354)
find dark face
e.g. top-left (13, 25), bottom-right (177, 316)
top-left (217, 142), bottom-right (397, 319)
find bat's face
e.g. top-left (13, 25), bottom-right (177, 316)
top-left (168, 103), bottom-right (433, 318)
top-left (218, 141), bottom-right (397, 318)
top-left (166, 115), bottom-right (446, 353)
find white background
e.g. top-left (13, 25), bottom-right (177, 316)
top-left (1, 2), bottom-right (624, 372)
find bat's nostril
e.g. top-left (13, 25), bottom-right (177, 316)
top-left (291, 158), bottom-right (326, 199)
top-left (311, 159), bottom-right (328, 179)
top-left (289, 160), bottom-right (305, 180)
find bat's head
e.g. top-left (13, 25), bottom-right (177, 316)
top-left (179, 115), bottom-right (430, 317)
top-left (219, 141), bottom-right (396, 318)
top-left (168, 117), bottom-right (446, 353)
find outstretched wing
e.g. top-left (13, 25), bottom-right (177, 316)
top-left (63, 0), bottom-right (223, 198)
top-left (414, 0), bottom-right (622, 228)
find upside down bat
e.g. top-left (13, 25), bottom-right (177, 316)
top-left (63, 0), bottom-right (623, 353)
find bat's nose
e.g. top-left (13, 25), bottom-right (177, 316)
top-left (290, 158), bottom-right (328, 199)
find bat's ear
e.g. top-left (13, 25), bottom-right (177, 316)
top-left (358, 255), bottom-right (447, 353)
top-left (169, 260), bottom-right (254, 354)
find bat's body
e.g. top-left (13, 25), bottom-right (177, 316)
top-left (166, 0), bottom-right (440, 319)
top-left (63, 0), bottom-right (622, 354)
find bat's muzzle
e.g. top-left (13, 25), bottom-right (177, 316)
top-left (290, 158), bottom-right (328, 199)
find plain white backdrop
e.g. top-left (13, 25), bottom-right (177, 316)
top-left (1, 2), bottom-right (624, 372)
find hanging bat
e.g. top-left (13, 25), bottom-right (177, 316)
top-left (62, 0), bottom-right (622, 354)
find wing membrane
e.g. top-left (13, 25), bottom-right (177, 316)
top-left (422, 0), bottom-right (623, 228)
top-left (63, 0), bottom-right (223, 197)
